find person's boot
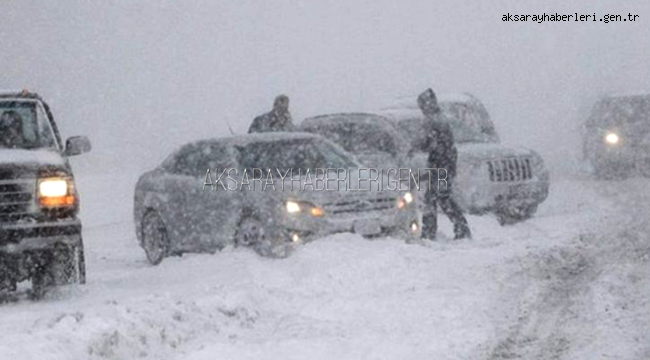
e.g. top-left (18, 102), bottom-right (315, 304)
top-left (453, 223), bottom-right (472, 240)
top-left (421, 213), bottom-right (437, 241)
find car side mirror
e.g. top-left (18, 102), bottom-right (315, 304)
top-left (64, 136), bottom-right (92, 157)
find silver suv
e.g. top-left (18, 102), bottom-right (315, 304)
top-left (381, 93), bottom-right (550, 225)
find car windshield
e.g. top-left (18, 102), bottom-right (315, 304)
top-left (304, 121), bottom-right (401, 155)
top-left (237, 138), bottom-right (358, 174)
top-left (397, 104), bottom-right (499, 146)
top-left (0, 101), bottom-right (57, 150)
top-left (439, 103), bottom-right (499, 143)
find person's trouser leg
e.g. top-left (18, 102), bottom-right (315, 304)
top-left (421, 189), bottom-right (438, 240)
top-left (437, 185), bottom-right (471, 239)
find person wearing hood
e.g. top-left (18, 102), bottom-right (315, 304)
top-left (409, 88), bottom-right (471, 240)
top-left (248, 94), bottom-right (294, 133)
top-left (0, 110), bottom-right (26, 148)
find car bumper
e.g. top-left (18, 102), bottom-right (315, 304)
top-left (0, 218), bottom-right (82, 254)
top-left (280, 207), bottom-right (421, 242)
top-left (460, 180), bottom-right (550, 213)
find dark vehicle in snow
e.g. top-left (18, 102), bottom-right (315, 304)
top-left (377, 93), bottom-right (550, 225)
top-left (582, 94), bottom-right (650, 179)
top-left (300, 113), bottom-right (408, 169)
top-left (0, 90), bottom-right (91, 297)
top-left (133, 133), bottom-right (421, 264)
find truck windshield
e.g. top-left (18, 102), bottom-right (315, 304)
top-left (0, 101), bottom-right (57, 150)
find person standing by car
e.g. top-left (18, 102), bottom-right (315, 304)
top-left (0, 110), bottom-right (26, 148)
top-left (248, 94), bottom-right (294, 133)
top-left (409, 88), bottom-right (471, 240)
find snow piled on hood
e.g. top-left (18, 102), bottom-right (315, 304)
top-left (0, 149), bottom-right (64, 166)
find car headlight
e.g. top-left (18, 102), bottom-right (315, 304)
top-left (605, 132), bottom-right (619, 145)
top-left (396, 192), bottom-right (414, 209)
top-left (285, 200), bottom-right (325, 217)
top-left (38, 177), bottom-right (76, 207)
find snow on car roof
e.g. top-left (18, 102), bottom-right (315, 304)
top-left (379, 108), bottom-right (425, 122)
top-left (189, 132), bottom-right (323, 148)
top-left (603, 92), bottom-right (650, 100)
top-left (0, 89), bottom-right (25, 95)
top-left (0, 90), bottom-right (43, 100)
top-left (382, 92), bottom-right (480, 111)
top-left (301, 112), bottom-right (395, 128)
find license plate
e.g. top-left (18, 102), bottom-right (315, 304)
top-left (354, 219), bottom-right (382, 236)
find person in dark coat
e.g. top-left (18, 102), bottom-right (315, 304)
top-left (248, 94), bottom-right (294, 133)
top-left (0, 110), bottom-right (26, 148)
top-left (409, 88), bottom-right (471, 240)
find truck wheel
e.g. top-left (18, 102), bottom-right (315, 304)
top-left (141, 211), bottom-right (169, 265)
top-left (496, 204), bottom-right (538, 226)
top-left (31, 242), bottom-right (85, 299)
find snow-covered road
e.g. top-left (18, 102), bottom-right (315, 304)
top-left (0, 172), bottom-right (648, 360)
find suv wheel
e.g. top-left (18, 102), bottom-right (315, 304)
top-left (141, 211), bottom-right (169, 265)
top-left (496, 204), bottom-right (538, 226)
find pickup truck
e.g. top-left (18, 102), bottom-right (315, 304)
top-left (0, 90), bottom-right (91, 298)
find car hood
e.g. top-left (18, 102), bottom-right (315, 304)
top-left (457, 143), bottom-right (537, 161)
top-left (0, 149), bottom-right (65, 167)
top-left (265, 170), bottom-right (405, 205)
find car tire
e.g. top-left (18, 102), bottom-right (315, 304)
top-left (141, 211), bottom-right (169, 266)
top-left (496, 204), bottom-right (538, 226)
top-left (235, 217), bottom-right (290, 258)
top-left (31, 242), bottom-right (85, 299)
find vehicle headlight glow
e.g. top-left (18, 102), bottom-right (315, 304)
top-left (396, 192), bottom-right (414, 209)
top-left (285, 200), bottom-right (325, 217)
top-left (39, 179), bottom-right (68, 197)
top-left (286, 200), bottom-right (301, 213)
top-left (605, 132), bottom-right (619, 145)
top-left (38, 177), bottom-right (76, 207)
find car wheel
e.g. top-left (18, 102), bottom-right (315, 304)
top-left (31, 242), bottom-right (85, 299)
top-left (235, 217), bottom-right (290, 258)
top-left (141, 211), bottom-right (169, 265)
top-left (496, 204), bottom-right (538, 226)
top-left (235, 216), bottom-right (266, 247)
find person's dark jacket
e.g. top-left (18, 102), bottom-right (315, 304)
top-left (248, 111), bottom-right (294, 133)
top-left (410, 112), bottom-right (458, 180)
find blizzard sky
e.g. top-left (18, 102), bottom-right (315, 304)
top-left (1, 0), bottom-right (649, 174)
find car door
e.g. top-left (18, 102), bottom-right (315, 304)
top-left (159, 142), bottom-right (239, 251)
top-left (196, 144), bottom-right (242, 249)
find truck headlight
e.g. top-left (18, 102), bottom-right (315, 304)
top-left (285, 200), bottom-right (325, 217)
top-left (38, 177), bottom-right (76, 207)
top-left (396, 192), bottom-right (414, 209)
top-left (605, 132), bottom-right (619, 145)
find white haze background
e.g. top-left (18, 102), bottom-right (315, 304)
top-left (1, 0), bottom-right (649, 174)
